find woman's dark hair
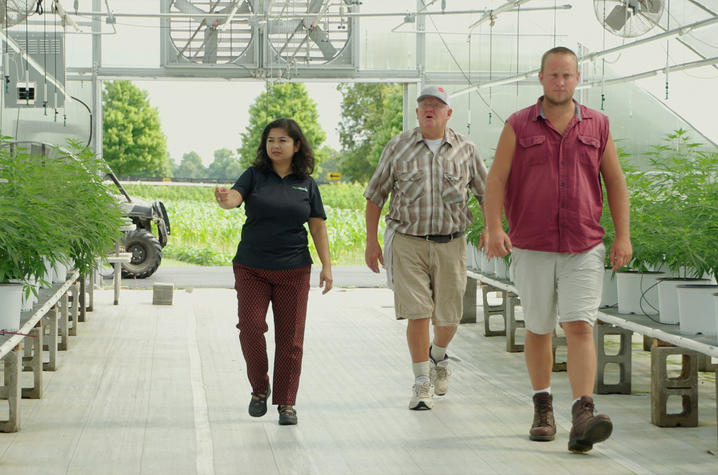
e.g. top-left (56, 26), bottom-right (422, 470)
top-left (253, 118), bottom-right (315, 180)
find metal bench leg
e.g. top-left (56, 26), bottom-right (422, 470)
top-left (650, 346), bottom-right (698, 427)
top-left (22, 323), bottom-right (43, 399)
top-left (0, 343), bottom-right (22, 432)
top-left (552, 328), bottom-right (567, 372)
top-left (594, 321), bottom-right (633, 394)
top-left (482, 285), bottom-right (506, 336)
top-left (505, 293), bottom-right (524, 353)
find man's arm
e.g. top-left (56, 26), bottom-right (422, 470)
top-left (600, 132), bottom-right (632, 270)
top-left (484, 123), bottom-right (516, 258)
top-left (365, 199), bottom-right (384, 273)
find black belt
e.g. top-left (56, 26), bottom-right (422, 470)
top-left (409, 231), bottom-right (464, 243)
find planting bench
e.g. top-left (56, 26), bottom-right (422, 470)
top-left (0, 270), bottom-right (80, 432)
top-left (465, 269), bottom-right (718, 448)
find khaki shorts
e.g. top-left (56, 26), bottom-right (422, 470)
top-left (511, 244), bottom-right (605, 335)
top-left (392, 232), bottom-right (467, 326)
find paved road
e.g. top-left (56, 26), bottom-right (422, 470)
top-left (112, 265), bottom-right (388, 289)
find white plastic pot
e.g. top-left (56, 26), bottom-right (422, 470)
top-left (481, 253), bottom-right (494, 275)
top-left (600, 268), bottom-right (618, 308)
top-left (616, 271), bottom-right (665, 315)
top-left (0, 282), bottom-right (24, 331)
top-left (657, 278), bottom-right (710, 324)
top-left (52, 260), bottom-right (68, 283)
top-left (494, 258), bottom-right (510, 281)
top-left (676, 284), bottom-right (718, 336)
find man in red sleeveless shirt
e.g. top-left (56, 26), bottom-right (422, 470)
top-left (484, 46), bottom-right (632, 453)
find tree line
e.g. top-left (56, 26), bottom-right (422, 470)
top-left (102, 80), bottom-right (402, 183)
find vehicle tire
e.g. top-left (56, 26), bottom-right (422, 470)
top-left (121, 229), bottom-right (163, 279)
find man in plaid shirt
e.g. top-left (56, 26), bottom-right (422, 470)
top-left (364, 85), bottom-right (487, 410)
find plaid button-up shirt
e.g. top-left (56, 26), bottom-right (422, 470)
top-left (364, 127), bottom-right (487, 236)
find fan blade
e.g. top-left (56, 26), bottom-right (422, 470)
top-left (642, 0), bottom-right (663, 14)
top-left (268, 19), bottom-right (303, 35)
top-left (202, 27), bottom-right (219, 63)
top-left (173, 0), bottom-right (214, 23)
top-left (308, 26), bottom-right (337, 59)
top-left (605, 4), bottom-right (629, 31)
top-left (307, 0), bottom-right (326, 14)
top-left (216, 0), bottom-right (251, 27)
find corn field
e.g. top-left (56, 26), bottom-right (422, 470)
top-left (123, 183), bottom-right (379, 266)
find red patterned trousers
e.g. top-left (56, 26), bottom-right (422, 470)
top-left (233, 264), bottom-right (310, 406)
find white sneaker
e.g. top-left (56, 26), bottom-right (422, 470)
top-left (409, 378), bottom-right (434, 410)
top-left (430, 355), bottom-right (450, 396)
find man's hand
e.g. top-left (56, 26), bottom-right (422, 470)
top-left (477, 228), bottom-right (489, 249)
top-left (609, 236), bottom-right (632, 271)
top-left (485, 229), bottom-right (512, 259)
top-left (365, 239), bottom-right (384, 274)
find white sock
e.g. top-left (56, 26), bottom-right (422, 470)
top-left (430, 344), bottom-right (447, 362)
top-left (532, 387), bottom-right (551, 396)
top-left (412, 361), bottom-right (430, 380)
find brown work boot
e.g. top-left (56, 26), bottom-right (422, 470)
top-left (529, 392), bottom-right (556, 441)
top-left (568, 396), bottom-right (613, 453)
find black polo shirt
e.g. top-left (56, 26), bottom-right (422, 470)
top-left (231, 166), bottom-right (326, 270)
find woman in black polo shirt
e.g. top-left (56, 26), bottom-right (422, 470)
top-left (214, 118), bottom-right (333, 426)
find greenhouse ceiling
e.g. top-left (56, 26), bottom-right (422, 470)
top-left (1, 0), bottom-right (717, 149)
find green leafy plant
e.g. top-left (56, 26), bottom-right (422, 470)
top-left (0, 138), bottom-right (124, 290)
top-left (608, 130), bottom-right (718, 278)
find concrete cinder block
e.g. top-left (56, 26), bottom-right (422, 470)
top-left (594, 321), bottom-right (633, 394)
top-left (650, 346), bottom-right (698, 427)
top-left (482, 285), bottom-right (506, 337)
top-left (152, 283), bottom-right (174, 306)
top-left (505, 293), bottom-right (524, 353)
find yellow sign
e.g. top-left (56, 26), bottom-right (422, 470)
top-left (327, 172), bottom-right (341, 181)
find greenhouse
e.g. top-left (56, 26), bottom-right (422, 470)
top-left (1, 1), bottom-right (717, 473)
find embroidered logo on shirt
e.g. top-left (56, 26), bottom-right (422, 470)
top-left (292, 185), bottom-right (308, 192)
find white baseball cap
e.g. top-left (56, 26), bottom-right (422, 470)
top-left (417, 85), bottom-right (450, 107)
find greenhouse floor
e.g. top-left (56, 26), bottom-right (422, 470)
top-left (0, 286), bottom-right (716, 474)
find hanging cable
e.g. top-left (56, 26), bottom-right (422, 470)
top-left (42, 0), bottom-right (48, 115)
top-left (601, 0), bottom-right (606, 111)
top-left (62, 15), bottom-right (66, 126)
top-left (24, 0), bottom-right (30, 105)
top-left (2, 0), bottom-right (8, 135)
top-left (53, 2), bottom-right (58, 122)
top-left (665, 0), bottom-right (671, 100)
top-left (426, 14), bottom-right (504, 124)
top-left (71, 95), bottom-right (92, 152)
top-left (488, 16), bottom-right (494, 125)
top-left (553, 0), bottom-right (560, 48)
top-left (515, 4), bottom-right (520, 102)
top-left (467, 28), bottom-right (471, 135)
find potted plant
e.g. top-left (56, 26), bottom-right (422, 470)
top-left (609, 130), bottom-right (717, 319)
top-left (0, 139), bottom-right (123, 328)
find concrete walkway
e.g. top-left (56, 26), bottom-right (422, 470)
top-left (116, 265), bottom-right (388, 290)
top-left (0, 286), bottom-right (716, 474)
